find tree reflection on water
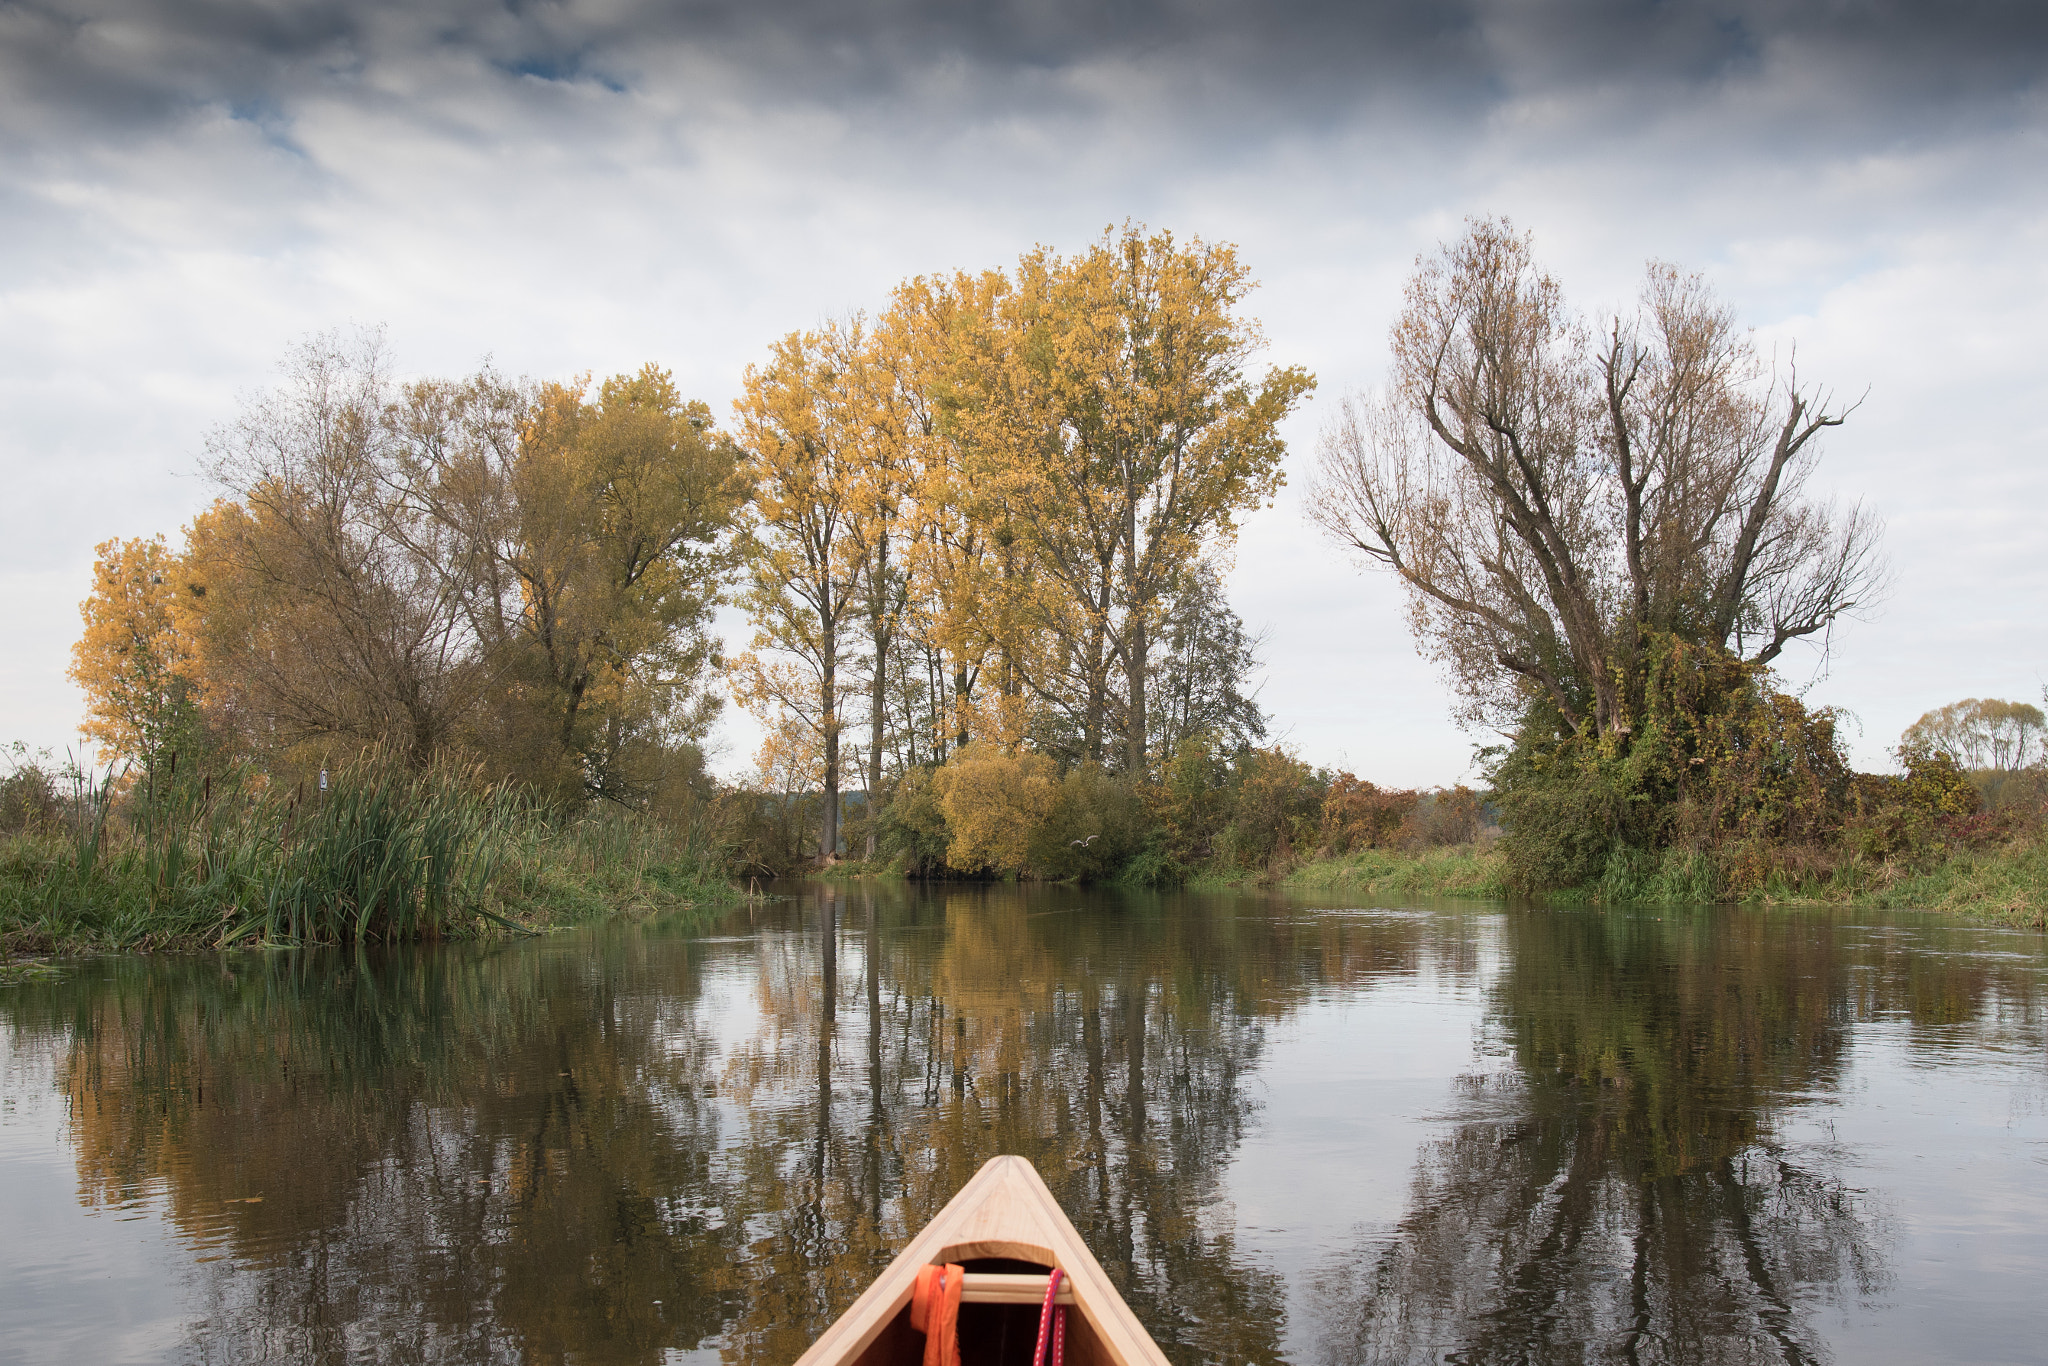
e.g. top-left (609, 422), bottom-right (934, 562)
top-left (1306, 908), bottom-right (2041, 1366)
top-left (3, 891), bottom-right (2038, 1366)
top-left (6, 884), bottom-right (1476, 1365)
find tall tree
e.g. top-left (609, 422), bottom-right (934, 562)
top-left (1145, 556), bottom-right (1268, 761)
top-left (961, 225), bottom-right (1313, 775)
top-left (843, 312), bottom-right (923, 855)
top-left (191, 331), bottom-right (480, 770)
top-left (1902, 698), bottom-right (2046, 772)
top-left (732, 324), bottom-right (867, 862)
top-left (69, 535), bottom-right (200, 772)
top-left (1310, 218), bottom-right (1888, 736)
top-left (889, 270), bottom-right (1025, 759)
top-left (394, 364), bottom-right (741, 802)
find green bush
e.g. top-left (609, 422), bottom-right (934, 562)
top-left (1494, 635), bottom-right (1853, 896)
top-left (0, 746), bottom-right (62, 835)
top-left (876, 766), bottom-right (952, 875)
top-left (1028, 764), bottom-right (1154, 880)
top-left (1212, 747), bottom-right (1326, 871)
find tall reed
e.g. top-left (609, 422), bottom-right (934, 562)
top-left (2, 751), bottom-right (733, 951)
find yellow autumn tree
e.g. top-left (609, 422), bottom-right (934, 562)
top-left (954, 224), bottom-right (1313, 775)
top-left (884, 270), bottom-right (1046, 760)
top-left (70, 535), bottom-right (199, 770)
top-left (394, 364), bottom-right (741, 802)
top-left (838, 299), bottom-right (931, 852)
top-left (731, 321), bottom-right (868, 861)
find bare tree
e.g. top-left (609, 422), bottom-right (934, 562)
top-left (195, 330), bottom-right (483, 768)
top-left (1309, 219), bottom-right (1887, 736)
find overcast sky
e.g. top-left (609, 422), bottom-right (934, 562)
top-left (3, 0), bottom-right (2044, 782)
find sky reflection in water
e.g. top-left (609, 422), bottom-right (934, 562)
top-left (2, 885), bottom-right (2045, 1365)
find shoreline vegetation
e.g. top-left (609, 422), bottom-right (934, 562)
top-left (6, 742), bottom-right (2041, 955)
top-left (792, 746), bottom-right (2048, 930)
top-left (811, 833), bottom-right (2048, 931)
top-left (1275, 837), bottom-right (2046, 929)
top-left (0, 753), bottom-right (735, 956)
top-left (20, 221), bottom-right (2048, 956)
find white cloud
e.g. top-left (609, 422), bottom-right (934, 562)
top-left (1, 2), bottom-right (2042, 779)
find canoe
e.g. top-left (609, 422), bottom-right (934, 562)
top-left (793, 1155), bottom-right (1171, 1366)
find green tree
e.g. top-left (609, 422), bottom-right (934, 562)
top-left (1144, 555), bottom-right (1268, 763)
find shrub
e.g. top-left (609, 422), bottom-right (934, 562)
top-left (876, 767), bottom-right (951, 875)
top-left (1155, 735), bottom-right (1230, 864)
top-left (1840, 747), bottom-right (1994, 867)
top-left (1493, 635), bottom-right (1854, 895)
top-left (1320, 774), bottom-right (1418, 852)
top-left (1893, 744), bottom-right (1981, 818)
top-left (930, 745), bottom-right (1061, 876)
top-left (1214, 746), bottom-right (1325, 871)
top-left (1028, 765), bottom-right (1155, 880)
top-left (1397, 785), bottom-right (1486, 848)
top-left (712, 787), bottom-right (819, 876)
top-left (0, 746), bottom-right (62, 835)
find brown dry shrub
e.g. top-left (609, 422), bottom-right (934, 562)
top-left (1396, 785), bottom-right (1484, 849)
top-left (1320, 773), bottom-right (1419, 853)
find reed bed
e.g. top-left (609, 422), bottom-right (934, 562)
top-left (0, 756), bottom-right (733, 953)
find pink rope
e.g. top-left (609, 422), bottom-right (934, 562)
top-left (1033, 1268), bottom-right (1067, 1366)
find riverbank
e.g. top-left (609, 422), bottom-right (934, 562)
top-left (1196, 837), bottom-right (2048, 927)
top-left (1748, 836), bottom-right (2048, 926)
top-left (1185, 843), bottom-right (1509, 900)
top-left (651, 830), bottom-right (2045, 930)
top-left (0, 804), bottom-right (738, 956)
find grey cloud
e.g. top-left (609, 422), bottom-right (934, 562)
top-left (6, 2), bottom-right (2043, 150)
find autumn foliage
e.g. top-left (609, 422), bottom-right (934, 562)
top-left (728, 224), bottom-right (1310, 864)
top-left (69, 536), bottom-right (197, 768)
top-left (50, 218), bottom-right (2032, 919)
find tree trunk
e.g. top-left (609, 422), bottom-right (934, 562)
top-left (821, 652), bottom-right (840, 864)
top-left (952, 663), bottom-right (972, 753)
top-left (1121, 483), bottom-right (1147, 776)
top-left (1125, 609), bottom-right (1147, 777)
top-left (866, 532), bottom-right (888, 860)
top-left (1080, 575), bottom-right (1112, 765)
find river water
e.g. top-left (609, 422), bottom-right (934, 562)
top-left (2, 883), bottom-right (2045, 1365)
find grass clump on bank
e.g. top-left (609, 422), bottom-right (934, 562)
top-left (1272, 841), bottom-right (1507, 900)
top-left (1262, 823), bottom-right (2048, 926)
top-left (0, 753), bottom-right (734, 955)
top-left (1612, 833), bottom-right (2048, 927)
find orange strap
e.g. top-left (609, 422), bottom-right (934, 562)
top-left (910, 1263), bottom-right (965, 1366)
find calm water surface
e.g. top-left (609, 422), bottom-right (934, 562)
top-left (2, 884), bottom-right (2045, 1365)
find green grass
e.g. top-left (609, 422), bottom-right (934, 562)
top-left (0, 759), bottom-right (736, 955)
top-left (1176, 841), bottom-right (1508, 899)
top-left (1744, 836), bottom-right (2048, 927)
top-left (1244, 836), bottom-right (2047, 927)
top-left (1282, 842), bottom-right (1507, 899)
